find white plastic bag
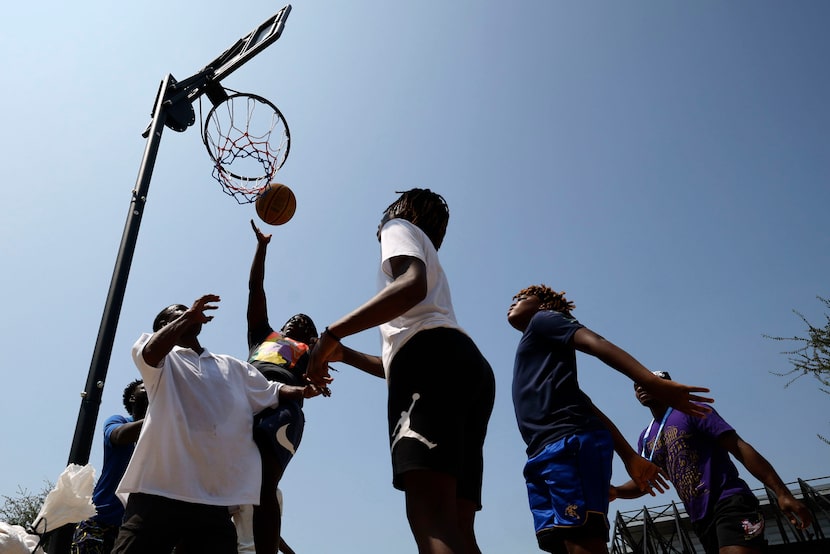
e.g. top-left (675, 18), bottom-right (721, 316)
top-left (0, 522), bottom-right (44, 554)
top-left (30, 464), bottom-right (96, 535)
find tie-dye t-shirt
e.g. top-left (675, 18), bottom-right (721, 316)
top-left (636, 407), bottom-right (752, 522)
top-left (248, 329), bottom-right (309, 387)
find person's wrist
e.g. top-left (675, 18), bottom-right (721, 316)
top-left (324, 326), bottom-right (342, 342)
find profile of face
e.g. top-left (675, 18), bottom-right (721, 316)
top-left (507, 294), bottom-right (543, 332)
top-left (130, 383), bottom-right (149, 419)
top-left (281, 314), bottom-right (318, 345)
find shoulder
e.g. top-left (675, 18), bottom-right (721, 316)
top-left (212, 351), bottom-right (248, 367)
top-left (380, 219), bottom-right (431, 264)
top-left (103, 414), bottom-right (131, 440)
top-left (529, 310), bottom-right (583, 333)
top-left (249, 325), bottom-right (278, 349)
top-left (131, 332), bottom-right (154, 357)
top-left (104, 414), bottom-right (131, 428)
top-left (381, 219), bottom-right (428, 249)
top-left (697, 406), bottom-right (734, 430)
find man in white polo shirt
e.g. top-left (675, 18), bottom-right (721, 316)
top-left (112, 294), bottom-right (324, 554)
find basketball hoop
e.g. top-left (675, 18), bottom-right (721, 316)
top-left (202, 92), bottom-right (291, 204)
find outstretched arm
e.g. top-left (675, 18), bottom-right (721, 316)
top-left (335, 344), bottom-right (385, 379)
top-left (589, 399), bottom-right (668, 497)
top-left (142, 295), bottom-right (218, 366)
top-left (610, 479), bottom-right (649, 502)
top-left (248, 220), bottom-right (271, 336)
top-left (573, 327), bottom-right (713, 417)
top-left (720, 431), bottom-right (812, 530)
top-left (306, 255), bottom-right (426, 387)
top-left (279, 382), bottom-right (331, 400)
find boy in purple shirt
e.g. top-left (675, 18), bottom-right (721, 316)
top-left (611, 370), bottom-right (812, 553)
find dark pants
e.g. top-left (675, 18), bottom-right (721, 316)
top-left (111, 493), bottom-right (237, 554)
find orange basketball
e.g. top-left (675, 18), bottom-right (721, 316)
top-left (255, 184), bottom-right (296, 226)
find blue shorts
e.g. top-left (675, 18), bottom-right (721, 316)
top-left (524, 429), bottom-right (613, 551)
top-left (253, 400), bottom-right (304, 472)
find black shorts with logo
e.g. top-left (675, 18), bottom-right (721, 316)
top-left (387, 327), bottom-right (496, 508)
top-left (692, 493), bottom-right (766, 554)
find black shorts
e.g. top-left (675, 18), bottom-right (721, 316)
top-left (387, 327), bottom-right (495, 508)
top-left (111, 493), bottom-right (237, 554)
top-left (692, 493), bottom-right (766, 554)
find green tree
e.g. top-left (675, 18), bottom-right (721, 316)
top-left (0, 482), bottom-right (51, 528)
top-left (766, 295), bottom-right (830, 443)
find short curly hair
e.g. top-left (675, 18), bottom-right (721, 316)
top-left (122, 379), bottom-right (144, 416)
top-left (513, 284), bottom-right (575, 315)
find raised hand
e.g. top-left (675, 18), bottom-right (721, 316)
top-left (250, 219), bottom-right (272, 245)
top-left (646, 377), bottom-right (713, 418)
top-left (187, 294), bottom-right (220, 325)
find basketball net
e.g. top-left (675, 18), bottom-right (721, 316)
top-left (202, 92), bottom-right (291, 204)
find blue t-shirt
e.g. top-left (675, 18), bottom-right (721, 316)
top-left (637, 407), bottom-right (753, 522)
top-left (91, 414), bottom-right (135, 525)
top-left (512, 310), bottom-right (603, 457)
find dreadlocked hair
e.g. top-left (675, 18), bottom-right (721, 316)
top-left (123, 379), bottom-right (144, 416)
top-left (382, 188), bottom-right (449, 250)
top-left (515, 284), bottom-right (575, 315)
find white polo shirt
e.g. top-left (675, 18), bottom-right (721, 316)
top-left (118, 333), bottom-right (282, 506)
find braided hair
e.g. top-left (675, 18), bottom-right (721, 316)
top-left (380, 188), bottom-right (450, 250)
top-left (513, 284), bottom-right (576, 316)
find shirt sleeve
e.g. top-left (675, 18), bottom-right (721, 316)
top-left (239, 360), bottom-right (284, 414)
top-left (693, 406), bottom-right (736, 440)
top-left (103, 415), bottom-right (130, 447)
top-left (530, 311), bottom-right (584, 346)
top-left (380, 219), bottom-right (426, 277)
top-left (131, 332), bottom-right (163, 384)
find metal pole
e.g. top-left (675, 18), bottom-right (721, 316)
top-left (47, 73), bottom-right (174, 554)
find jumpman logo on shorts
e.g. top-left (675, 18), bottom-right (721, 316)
top-left (391, 393), bottom-right (437, 451)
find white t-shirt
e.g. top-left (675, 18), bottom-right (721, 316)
top-left (378, 218), bottom-right (463, 375)
top-left (117, 333), bottom-right (282, 506)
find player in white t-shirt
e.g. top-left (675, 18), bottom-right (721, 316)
top-left (307, 189), bottom-right (496, 554)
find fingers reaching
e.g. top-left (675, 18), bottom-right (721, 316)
top-left (250, 219), bottom-right (272, 243)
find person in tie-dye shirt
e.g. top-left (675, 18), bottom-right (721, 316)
top-left (243, 220), bottom-right (379, 554)
top-left (244, 220), bottom-right (322, 554)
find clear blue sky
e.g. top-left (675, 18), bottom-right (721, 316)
top-left (1, 1), bottom-right (828, 552)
